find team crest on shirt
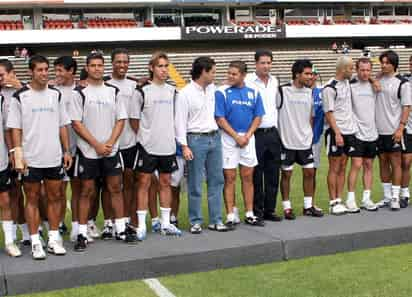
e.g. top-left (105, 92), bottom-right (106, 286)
top-left (248, 92), bottom-right (254, 100)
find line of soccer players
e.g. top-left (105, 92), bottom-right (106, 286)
top-left (0, 48), bottom-right (411, 260)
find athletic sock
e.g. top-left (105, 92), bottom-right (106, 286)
top-left (401, 187), bottom-right (410, 199)
top-left (226, 213), bottom-right (235, 222)
top-left (2, 221), bottom-right (14, 245)
top-left (282, 200), bottom-right (292, 210)
top-left (115, 218), bottom-right (126, 233)
top-left (347, 192), bottom-right (356, 202)
top-left (19, 224), bottom-right (30, 241)
top-left (160, 207), bottom-right (171, 229)
top-left (304, 197), bottom-right (313, 209)
top-left (104, 219), bottom-right (113, 227)
top-left (78, 224), bottom-right (88, 237)
top-left (48, 230), bottom-right (60, 242)
top-left (170, 214), bottom-right (177, 223)
top-left (31, 234), bottom-right (41, 245)
top-left (151, 217), bottom-right (160, 225)
top-left (12, 223), bottom-right (17, 241)
top-left (233, 207), bottom-right (239, 216)
top-left (392, 185), bottom-right (401, 199)
top-left (362, 190), bottom-right (371, 202)
top-left (87, 219), bottom-right (94, 226)
top-left (382, 182), bottom-right (392, 201)
top-left (71, 221), bottom-right (79, 234)
top-left (245, 210), bottom-right (254, 218)
top-left (137, 210), bottom-right (147, 231)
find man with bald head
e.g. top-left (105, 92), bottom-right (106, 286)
top-left (322, 56), bottom-right (358, 215)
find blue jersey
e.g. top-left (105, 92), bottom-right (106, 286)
top-left (214, 85), bottom-right (265, 133)
top-left (312, 87), bottom-right (324, 144)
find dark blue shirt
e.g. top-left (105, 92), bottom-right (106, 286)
top-left (312, 87), bottom-right (324, 144)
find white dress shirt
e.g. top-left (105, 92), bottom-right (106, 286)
top-left (175, 81), bottom-right (219, 146)
top-left (245, 72), bottom-right (278, 128)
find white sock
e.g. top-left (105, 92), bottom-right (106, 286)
top-left (304, 197), bottom-right (313, 209)
top-left (226, 213), bottom-right (235, 222)
top-left (151, 217), bottom-right (160, 224)
top-left (38, 225), bottom-right (43, 233)
top-left (19, 224), bottom-right (30, 241)
top-left (71, 221), bottom-right (79, 234)
top-left (87, 219), bottom-right (94, 226)
top-left (160, 207), bottom-right (171, 228)
top-left (12, 223), bottom-right (17, 241)
top-left (48, 230), bottom-right (60, 242)
top-left (233, 207), bottom-right (239, 216)
top-left (115, 218), bottom-right (126, 233)
top-left (137, 210), bottom-right (147, 231)
top-left (347, 192), bottom-right (355, 201)
top-left (104, 219), bottom-right (113, 227)
top-left (43, 221), bottom-right (50, 232)
top-left (78, 224), bottom-right (88, 237)
top-left (282, 200), bottom-right (292, 210)
top-left (362, 190), bottom-right (371, 202)
top-left (245, 210), bottom-right (254, 218)
top-left (31, 234), bottom-right (41, 245)
top-left (2, 221), bottom-right (14, 245)
top-left (382, 182), bottom-right (392, 200)
top-left (170, 214), bottom-right (177, 222)
top-left (401, 187), bottom-right (410, 198)
top-left (392, 185), bottom-right (401, 199)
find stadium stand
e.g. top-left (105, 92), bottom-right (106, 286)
top-left (43, 19), bottom-right (74, 30)
top-left (0, 20), bottom-right (23, 30)
top-left (8, 48), bottom-right (412, 86)
top-left (85, 18), bottom-right (137, 29)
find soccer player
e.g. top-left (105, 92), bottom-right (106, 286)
top-left (375, 50), bottom-right (411, 210)
top-left (277, 59), bottom-right (323, 220)
top-left (70, 52), bottom-right (130, 251)
top-left (104, 48), bottom-right (141, 237)
top-left (53, 56), bottom-right (83, 239)
top-left (0, 59), bottom-right (30, 245)
top-left (7, 55), bottom-right (72, 259)
top-left (0, 92), bottom-right (21, 257)
top-left (215, 60), bottom-right (265, 227)
top-left (175, 56), bottom-right (228, 234)
top-left (323, 56), bottom-right (358, 215)
top-left (346, 58), bottom-right (379, 211)
top-left (134, 52), bottom-right (182, 240)
top-left (245, 50), bottom-right (282, 223)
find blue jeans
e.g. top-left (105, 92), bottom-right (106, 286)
top-left (187, 132), bottom-right (224, 225)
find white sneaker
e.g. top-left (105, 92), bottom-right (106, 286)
top-left (161, 224), bottom-right (182, 236)
top-left (390, 197), bottom-right (400, 211)
top-left (345, 199), bottom-right (360, 213)
top-left (361, 199), bottom-right (378, 211)
top-left (377, 198), bottom-right (391, 208)
top-left (233, 208), bottom-right (241, 224)
top-left (86, 234), bottom-right (94, 243)
top-left (329, 199), bottom-right (348, 215)
top-left (87, 222), bottom-right (101, 239)
top-left (5, 243), bottom-right (22, 257)
top-left (32, 243), bottom-right (46, 260)
top-left (48, 239), bottom-right (66, 255)
top-left (136, 228), bottom-right (147, 241)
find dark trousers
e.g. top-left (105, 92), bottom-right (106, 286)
top-left (253, 127), bottom-right (281, 218)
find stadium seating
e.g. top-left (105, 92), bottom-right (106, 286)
top-left (85, 18), bottom-right (137, 29)
top-left (154, 16), bottom-right (177, 27)
top-left (185, 16), bottom-right (219, 27)
top-left (43, 19), bottom-right (74, 30)
top-left (0, 20), bottom-right (24, 30)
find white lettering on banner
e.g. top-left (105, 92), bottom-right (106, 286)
top-left (185, 25), bottom-right (282, 35)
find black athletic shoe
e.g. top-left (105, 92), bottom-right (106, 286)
top-left (170, 219), bottom-right (179, 227)
top-left (400, 198), bottom-right (409, 209)
top-left (59, 223), bottom-right (68, 235)
top-left (115, 232), bottom-right (126, 241)
top-left (284, 209), bottom-right (296, 220)
top-left (101, 225), bottom-right (113, 240)
top-left (303, 206), bottom-right (324, 217)
top-left (263, 213), bottom-right (283, 222)
top-left (244, 216), bottom-right (265, 227)
top-left (125, 224), bottom-right (138, 243)
top-left (20, 239), bottom-right (31, 246)
top-left (74, 234), bottom-right (87, 252)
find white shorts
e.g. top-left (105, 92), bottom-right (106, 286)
top-left (222, 132), bottom-right (258, 169)
top-left (312, 141), bottom-right (322, 169)
top-left (154, 156), bottom-right (185, 187)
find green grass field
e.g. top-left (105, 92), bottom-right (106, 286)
top-left (13, 243), bottom-right (412, 297)
top-left (1, 151), bottom-right (407, 297)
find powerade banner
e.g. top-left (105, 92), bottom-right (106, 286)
top-left (182, 25), bottom-right (285, 40)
